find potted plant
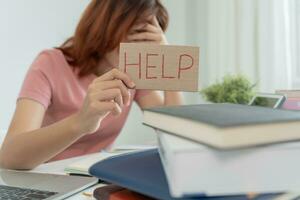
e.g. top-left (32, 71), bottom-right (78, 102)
top-left (201, 75), bottom-right (256, 104)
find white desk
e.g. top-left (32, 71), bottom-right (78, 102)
top-left (31, 154), bottom-right (105, 200)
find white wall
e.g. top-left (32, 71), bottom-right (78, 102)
top-left (0, 1), bottom-right (199, 145)
top-left (0, 0), bottom-right (90, 131)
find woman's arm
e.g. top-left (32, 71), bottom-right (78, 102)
top-left (136, 91), bottom-right (184, 110)
top-left (164, 91), bottom-right (184, 106)
top-left (0, 69), bottom-right (134, 170)
top-left (0, 99), bottom-right (83, 169)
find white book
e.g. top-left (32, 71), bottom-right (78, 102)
top-left (276, 90), bottom-right (300, 98)
top-left (157, 130), bottom-right (300, 197)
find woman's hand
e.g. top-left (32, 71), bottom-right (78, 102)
top-left (127, 16), bottom-right (168, 45)
top-left (126, 16), bottom-right (184, 110)
top-left (75, 68), bottom-right (135, 134)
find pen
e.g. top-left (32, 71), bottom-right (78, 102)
top-left (82, 192), bottom-right (92, 197)
top-left (68, 173), bottom-right (92, 177)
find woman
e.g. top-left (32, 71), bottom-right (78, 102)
top-left (0, 0), bottom-right (183, 170)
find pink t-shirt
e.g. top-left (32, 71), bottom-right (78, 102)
top-left (18, 49), bottom-right (150, 162)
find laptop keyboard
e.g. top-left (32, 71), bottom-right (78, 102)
top-left (0, 185), bottom-right (58, 200)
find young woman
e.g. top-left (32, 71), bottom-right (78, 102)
top-left (0, 0), bottom-right (183, 170)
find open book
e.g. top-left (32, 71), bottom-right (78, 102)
top-left (64, 145), bottom-right (157, 175)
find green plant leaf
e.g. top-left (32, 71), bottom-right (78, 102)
top-left (200, 74), bottom-right (255, 104)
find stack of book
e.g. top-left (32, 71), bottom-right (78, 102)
top-left (143, 103), bottom-right (300, 198)
top-left (276, 90), bottom-right (300, 110)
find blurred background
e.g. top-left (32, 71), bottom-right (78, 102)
top-left (0, 0), bottom-right (299, 145)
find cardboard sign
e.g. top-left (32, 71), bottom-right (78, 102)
top-left (119, 43), bottom-right (199, 91)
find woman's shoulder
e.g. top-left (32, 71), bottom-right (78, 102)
top-left (30, 48), bottom-right (70, 74)
top-left (33, 48), bottom-right (66, 66)
top-left (39, 48), bottom-right (62, 56)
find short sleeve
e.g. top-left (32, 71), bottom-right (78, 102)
top-left (134, 89), bottom-right (152, 102)
top-left (18, 53), bottom-right (53, 109)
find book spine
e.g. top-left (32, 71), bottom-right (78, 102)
top-left (282, 99), bottom-right (300, 110)
top-left (93, 185), bottom-right (124, 200)
top-left (157, 133), bottom-right (183, 197)
top-left (276, 90), bottom-right (300, 98)
top-left (109, 190), bottom-right (153, 200)
top-left (157, 134), bottom-right (169, 166)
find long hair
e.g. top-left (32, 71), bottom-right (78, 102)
top-left (58, 0), bottom-right (169, 77)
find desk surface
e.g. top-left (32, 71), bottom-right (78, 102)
top-left (31, 153), bottom-right (104, 200)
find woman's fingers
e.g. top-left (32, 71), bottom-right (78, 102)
top-left (145, 23), bottom-right (161, 33)
top-left (87, 68), bottom-right (134, 117)
top-left (130, 23), bottom-right (147, 33)
top-left (94, 69), bottom-right (135, 89)
top-left (130, 23), bottom-right (159, 34)
top-left (91, 101), bottom-right (122, 116)
top-left (93, 80), bottom-right (131, 106)
top-left (127, 16), bottom-right (166, 44)
top-left (127, 32), bottom-right (161, 42)
top-left (151, 16), bottom-right (161, 28)
top-left (90, 88), bottom-right (123, 108)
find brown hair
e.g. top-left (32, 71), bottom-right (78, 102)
top-left (58, 0), bottom-right (169, 77)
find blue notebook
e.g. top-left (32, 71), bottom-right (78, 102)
top-left (89, 149), bottom-right (281, 200)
